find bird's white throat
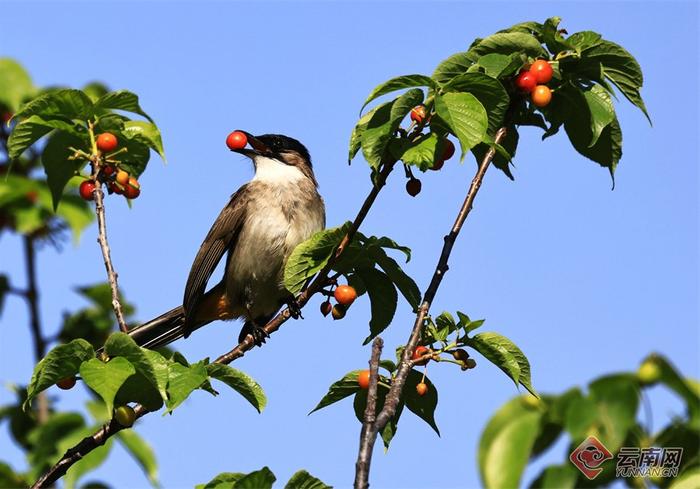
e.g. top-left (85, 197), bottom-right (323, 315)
top-left (252, 156), bottom-right (306, 184)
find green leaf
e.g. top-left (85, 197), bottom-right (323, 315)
top-left (115, 137), bottom-right (151, 178)
top-left (41, 131), bottom-right (90, 210)
top-left (471, 53), bottom-right (524, 78)
top-left (588, 374), bottom-right (639, 451)
top-left (309, 370), bottom-right (362, 414)
top-left (468, 332), bottom-right (536, 396)
top-left (349, 104), bottom-right (382, 162)
top-left (58, 425), bottom-right (114, 489)
top-left (478, 397), bottom-right (543, 489)
top-left (541, 17), bottom-right (573, 54)
top-left (361, 88), bottom-right (424, 169)
top-left (441, 72), bottom-right (510, 133)
top-left (14, 89), bottom-right (94, 121)
top-left (566, 31), bottom-right (603, 53)
top-left (466, 32), bottom-right (548, 62)
top-left (94, 90), bottom-right (154, 122)
top-left (82, 82), bottom-right (110, 102)
top-left (116, 429), bottom-right (159, 487)
top-left (563, 393), bottom-right (598, 441)
top-left (122, 120), bottom-right (166, 161)
top-left (581, 40), bottom-right (649, 122)
top-left (528, 464), bottom-right (578, 489)
top-left (390, 132), bottom-right (441, 171)
top-left (25, 339), bottom-right (95, 409)
top-left (197, 472), bottom-right (245, 489)
top-left (434, 92), bottom-right (488, 160)
top-left (433, 52), bottom-right (474, 85)
top-left (370, 248), bottom-right (421, 311)
top-left (0, 58), bottom-right (35, 111)
top-left (582, 85), bottom-right (615, 147)
top-left (80, 357), bottom-right (136, 413)
top-left (284, 223), bottom-right (350, 294)
top-left (361, 74), bottom-right (436, 113)
top-left (165, 360), bottom-right (208, 413)
top-left (403, 369), bottom-right (440, 435)
top-left (27, 412), bottom-right (85, 472)
top-left (233, 467), bottom-right (276, 489)
top-left (559, 86), bottom-right (622, 176)
top-left (207, 363), bottom-right (267, 413)
top-left (357, 267), bottom-right (398, 345)
top-left (8, 115), bottom-right (84, 160)
top-left (645, 354), bottom-right (700, 428)
top-left (284, 470), bottom-right (331, 489)
top-left (104, 333), bottom-right (168, 402)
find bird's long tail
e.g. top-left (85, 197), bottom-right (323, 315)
top-left (127, 306), bottom-right (208, 350)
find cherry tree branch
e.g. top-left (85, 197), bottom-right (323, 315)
top-left (87, 124), bottom-right (129, 334)
top-left (22, 236), bottom-right (49, 424)
top-left (353, 127), bottom-right (508, 489)
top-left (354, 337), bottom-right (384, 488)
top-left (32, 158), bottom-right (398, 488)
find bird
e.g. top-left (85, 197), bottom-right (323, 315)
top-left (126, 132), bottom-right (326, 349)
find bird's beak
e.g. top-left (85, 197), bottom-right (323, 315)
top-left (231, 131), bottom-right (271, 158)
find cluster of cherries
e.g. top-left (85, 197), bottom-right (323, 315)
top-left (356, 345), bottom-right (477, 397)
top-left (403, 106), bottom-right (456, 197)
top-left (514, 59), bottom-right (554, 107)
top-left (78, 132), bottom-right (142, 201)
top-left (55, 376), bottom-right (136, 427)
top-left (320, 284), bottom-right (358, 320)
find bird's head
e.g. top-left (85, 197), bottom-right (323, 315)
top-left (230, 132), bottom-right (316, 186)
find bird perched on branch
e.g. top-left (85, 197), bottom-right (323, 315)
top-left (127, 132), bottom-right (325, 349)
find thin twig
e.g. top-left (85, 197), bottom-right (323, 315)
top-left (29, 405), bottom-right (149, 489)
top-left (22, 236), bottom-right (49, 424)
top-left (354, 337), bottom-right (384, 488)
top-left (91, 159), bottom-right (128, 333)
top-left (352, 127), bottom-right (508, 489)
top-left (32, 158), bottom-right (398, 488)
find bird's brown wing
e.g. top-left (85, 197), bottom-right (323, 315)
top-left (182, 184), bottom-right (250, 335)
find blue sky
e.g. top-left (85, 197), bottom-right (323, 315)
top-left (1, 1), bottom-right (698, 488)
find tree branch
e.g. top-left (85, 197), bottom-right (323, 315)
top-left (29, 405), bottom-right (149, 489)
top-left (91, 159), bottom-right (129, 333)
top-left (22, 235), bottom-right (49, 424)
top-left (353, 127), bottom-right (508, 489)
top-left (354, 337), bottom-right (383, 488)
top-left (32, 158), bottom-right (398, 488)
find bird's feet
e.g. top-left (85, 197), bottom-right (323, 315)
top-left (238, 321), bottom-right (270, 347)
top-left (287, 298), bottom-right (304, 320)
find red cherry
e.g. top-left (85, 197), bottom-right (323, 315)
top-left (531, 85), bottom-right (552, 107)
top-left (442, 139), bottom-right (455, 161)
top-left (406, 178), bottom-right (421, 197)
top-left (358, 370), bottom-right (370, 389)
top-left (123, 177), bottom-right (141, 199)
top-left (412, 346), bottom-right (431, 366)
top-left (529, 60), bottom-right (553, 84)
top-left (515, 71), bottom-right (537, 93)
top-left (226, 131), bottom-right (248, 150)
top-left (320, 301), bottom-right (332, 317)
top-left (416, 382), bottom-right (428, 396)
top-left (102, 165), bottom-right (115, 177)
top-left (56, 377), bottom-right (77, 390)
top-left (96, 133), bottom-right (118, 152)
top-left (410, 105), bottom-right (427, 124)
top-left (79, 181), bottom-right (96, 201)
top-left (334, 285), bottom-right (357, 306)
